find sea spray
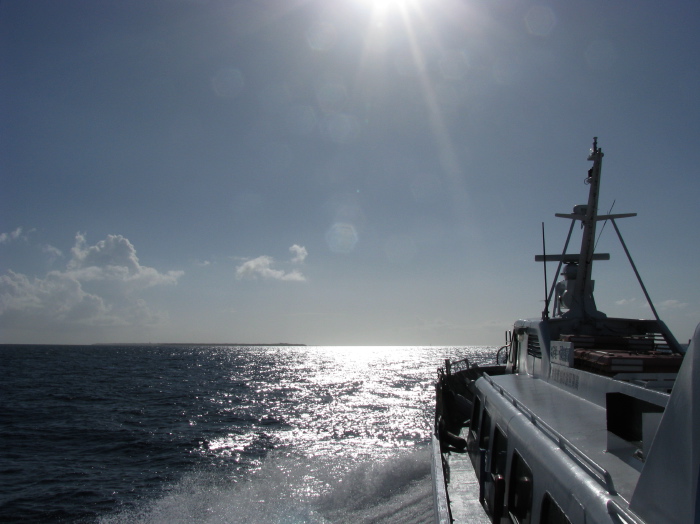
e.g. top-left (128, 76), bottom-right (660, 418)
top-left (99, 447), bottom-right (433, 524)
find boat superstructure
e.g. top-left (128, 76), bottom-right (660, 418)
top-left (432, 139), bottom-right (699, 524)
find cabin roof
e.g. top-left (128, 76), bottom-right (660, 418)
top-left (485, 373), bottom-right (642, 502)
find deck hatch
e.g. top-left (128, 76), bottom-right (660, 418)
top-left (606, 392), bottom-right (664, 453)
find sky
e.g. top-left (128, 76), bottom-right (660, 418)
top-left (1, 0), bottom-right (699, 346)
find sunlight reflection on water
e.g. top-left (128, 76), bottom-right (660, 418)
top-left (197, 345), bottom-right (496, 469)
top-left (75, 344), bottom-right (498, 523)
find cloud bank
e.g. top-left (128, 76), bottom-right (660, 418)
top-left (615, 297), bottom-right (688, 311)
top-left (236, 245), bottom-right (307, 281)
top-left (0, 227), bottom-right (30, 244)
top-left (0, 233), bottom-right (183, 333)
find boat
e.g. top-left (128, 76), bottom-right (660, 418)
top-left (432, 138), bottom-right (700, 524)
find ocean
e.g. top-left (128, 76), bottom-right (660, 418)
top-left (1, 344), bottom-right (497, 523)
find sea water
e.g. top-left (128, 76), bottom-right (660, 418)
top-left (1, 344), bottom-right (497, 523)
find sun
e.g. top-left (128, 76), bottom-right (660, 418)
top-left (358, 0), bottom-right (407, 5)
top-left (356, 0), bottom-right (425, 15)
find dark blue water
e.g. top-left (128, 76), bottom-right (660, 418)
top-left (0, 344), bottom-right (496, 523)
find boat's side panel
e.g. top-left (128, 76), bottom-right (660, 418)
top-left (470, 375), bottom-right (642, 523)
top-left (431, 433), bottom-right (451, 524)
top-left (630, 322), bottom-right (700, 523)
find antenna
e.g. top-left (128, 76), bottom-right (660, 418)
top-left (541, 222), bottom-right (549, 319)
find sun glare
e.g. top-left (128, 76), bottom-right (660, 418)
top-left (358, 0), bottom-right (425, 15)
top-left (361, 0), bottom-right (410, 6)
top-left (349, 0), bottom-right (472, 228)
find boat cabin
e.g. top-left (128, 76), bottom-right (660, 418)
top-left (507, 316), bottom-right (683, 396)
top-left (434, 140), bottom-right (698, 524)
top-left (463, 320), bottom-right (698, 524)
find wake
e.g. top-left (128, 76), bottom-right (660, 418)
top-left (100, 446), bottom-right (435, 524)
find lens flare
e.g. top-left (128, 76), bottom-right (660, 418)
top-left (326, 223), bottom-right (359, 254)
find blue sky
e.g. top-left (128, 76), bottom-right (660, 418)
top-left (2, 0), bottom-right (699, 345)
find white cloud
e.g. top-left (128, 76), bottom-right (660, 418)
top-left (236, 255), bottom-right (305, 281)
top-left (42, 244), bottom-right (63, 259)
top-left (67, 233), bottom-right (181, 286)
top-left (1, 269), bottom-right (113, 326)
top-left (0, 233), bottom-right (183, 331)
top-left (235, 245), bottom-right (308, 281)
top-left (0, 227), bottom-right (25, 244)
top-left (615, 298), bottom-right (639, 307)
top-left (658, 299), bottom-right (688, 310)
top-left (615, 297), bottom-right (688, 312)
top-left (289, 244), bottom-right (307, 264)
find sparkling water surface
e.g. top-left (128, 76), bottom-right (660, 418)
top-left (1, 344), bottom-right (497, 523)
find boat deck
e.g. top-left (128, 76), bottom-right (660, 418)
top-left (487, 373), bottom-right (644, 502)
top-left (443, 434), bottom-right (490, 524)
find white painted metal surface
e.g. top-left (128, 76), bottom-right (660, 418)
top-left (433, 140), bottom-right (698, 524)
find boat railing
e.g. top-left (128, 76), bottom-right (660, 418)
top-left (482, 373), bottom-right (617, 495)
top-left (445, 357), bottom-right (471, 374)
top-left (646, 331), bottom-right (672, 352)
top-left (606, 500), bottom-right (643, 524)
top-left (495, 344), bottom-right (509, 364)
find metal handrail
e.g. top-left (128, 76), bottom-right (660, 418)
top-left (482, 373), bottom-right (617, 494)
top-left (607, 500), bottom-right (643, 524)
top-left (495, 344), bottom-right (509, 364)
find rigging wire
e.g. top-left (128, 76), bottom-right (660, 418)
top-left (541, 222), bottom-right (549, 319)
top-left (594, 199), bottom-right (615, 251)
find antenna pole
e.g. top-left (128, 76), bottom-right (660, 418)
top-left (546, 219), bottom-right (576, 308)
top-left (541, 222), bottom-right (549, 319)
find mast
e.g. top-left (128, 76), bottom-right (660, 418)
top-left (574, 137), bottom-right (604, 316)
top-left (535, 139), bottom-right (682, 350)
top-left (540, 138), bottom-right (638, 320)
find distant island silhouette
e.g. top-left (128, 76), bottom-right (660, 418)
top-left (90, 343), bottom-right (306, 346)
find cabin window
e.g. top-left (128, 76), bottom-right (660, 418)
top-left (479, 409), bottom-right (492, 451)
top-left (484, 425), bottom-right (508, 522)
top-left (492, 426), bottom-right (507, 476)
top-left (527, 333), bottom-right (542, 358)
top-left (470, 396), bottom-right (482, 437)
top-left (540, 493), bottom-right (570, 524)
top-left (509, 451), bottom-right (533, 524)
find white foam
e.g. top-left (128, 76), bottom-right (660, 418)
top-left (100, 446), bottom-right (434, 524)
